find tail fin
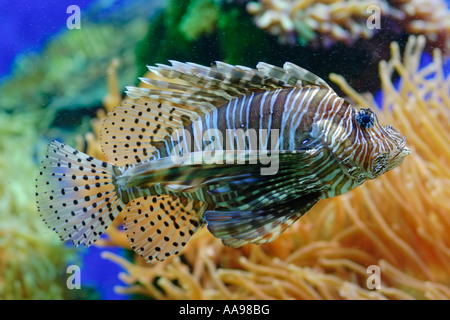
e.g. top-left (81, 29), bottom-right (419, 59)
top-left (35, 141), bottom-right (125, 246)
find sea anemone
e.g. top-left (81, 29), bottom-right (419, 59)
top-left (90, 35), bottom-right (449, 300)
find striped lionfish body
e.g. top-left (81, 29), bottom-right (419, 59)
top-left (36, 61), bottom-right (410, 262)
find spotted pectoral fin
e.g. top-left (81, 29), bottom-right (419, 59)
top-left (205, 191), bottom-right (321, 248)
top-left (123, 195), bottom-right (207, 262)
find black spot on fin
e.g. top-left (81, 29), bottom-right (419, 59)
top-left (35, 140), bottom-right (125, 247)
top-left (123, 195), bottom-right (207, 262)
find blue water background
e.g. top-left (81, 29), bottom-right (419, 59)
top-left (0, 0), bottom-right (95, 80)
top-left (0, 0), bottom-right (161, 81)
top-left (77, 245), bottom-right (128, 300)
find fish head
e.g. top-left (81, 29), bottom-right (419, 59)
top-left (352, 107), bottom-right (410, 179)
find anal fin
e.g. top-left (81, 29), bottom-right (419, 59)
top-left (123, 195), bottom-right (207, 262)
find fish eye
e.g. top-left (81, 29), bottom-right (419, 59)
top-left (356, 109), bottom-right (375, 129)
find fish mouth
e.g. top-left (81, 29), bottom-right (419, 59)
top-left (386, 143), bottom-right (410, 172)
top-left (402, 146), bottom-right (411, 156)
top-left (391, 132), bottom-right (410, 158)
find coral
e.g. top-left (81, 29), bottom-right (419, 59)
top-left (93, 35), bottom-right (450, 299)
top-left (246, 0), bottom-right (391, 47)
top-left (0, 15), bottom-right (149, 115)
top-left (246, 0), bottom-right (450, 51)
top-left (179, 0), bottom-right (220, 41)
top-left (0, 111), bottom-right (73, 299)
top-left (76, 58), bottom-right (123, 160)
top-left (395, 0), bottom-right (450, 51)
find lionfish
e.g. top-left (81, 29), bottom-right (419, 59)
top-left (36, 61), bottom-right (410, 262)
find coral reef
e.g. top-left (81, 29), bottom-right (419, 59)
top-left (135, 0), bottom-right (277, 71)
top-left (93, 35), bottom-right (449, 299)
top-left (137, 0), bottom-right (411, 96)
top-left (0, 22), bottom-right (146, 113)
top-left (179, 0), bottom-right (221, 41)
top-left (246, 0), bottom-right (450, 51)
top-left (0, 111), bottom-right (73, 299)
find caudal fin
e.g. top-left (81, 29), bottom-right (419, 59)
top-left (35, 141), bottom-right (125, 246)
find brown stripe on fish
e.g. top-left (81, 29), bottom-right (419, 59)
top-left (319, 97), bottom-right (349, 138)
top-left (289, 86), bottom-right (330, 149)
top-left (265, 89), bottom-right (290, 138)
top-left (245, 91), bottom-right (266, 134)
top-left (327, 102), bottom-right (356, 156)
top-left (206, 90), bottom-right (270, 150)
top-left (280, 87), bottom-right (311, 149)
top-left (301, 87), bottom-right (337, 134)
